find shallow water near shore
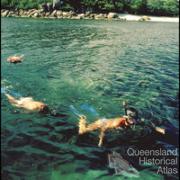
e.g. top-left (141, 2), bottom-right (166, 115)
top-left (1, 17), bottom-right (179, 180)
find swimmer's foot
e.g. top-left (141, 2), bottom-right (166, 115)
top-left (79, 115), bottom-right (87, 134)
top-left (5, 93), bottom-right (18, 105)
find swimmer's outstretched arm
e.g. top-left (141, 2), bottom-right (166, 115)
top-left (150, 122), bottom-right (165, 135)
top-left (155, 126), bottom-right (165, 134)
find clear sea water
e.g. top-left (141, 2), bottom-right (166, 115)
top-left (1, 17), bottom-right (179, 180)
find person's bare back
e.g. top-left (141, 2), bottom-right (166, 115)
top-left (78, 115), bottom-right (134, 147)
top-left (5, 94), bottom-right (47, 112)
top-left (7, 55), bottom-right (24, 63)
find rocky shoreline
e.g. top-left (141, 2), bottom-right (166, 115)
top-left (1, 9), bottom-right (179, 22)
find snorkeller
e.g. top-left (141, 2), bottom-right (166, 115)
top-left (123, 100), bottom-right (168, 134)
top-left (5, 93), bottom-right (49, 113)
top-left (2, 87), bottom-right (67, 117)
top-left (78, 101), bottom-right (137, 147)
top-left (77, 101), bottom-right (168, 147)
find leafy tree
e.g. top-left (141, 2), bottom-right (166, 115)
top-left (161, 0), bottom-right (179, 16)
top-left (1, 0), bottom-right (179, 16)
top-left (147, 0), bottom-right (179, 16)
top-left (129, 0), bottom-right (147, 14)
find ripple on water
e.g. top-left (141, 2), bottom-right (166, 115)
top-left (1, 18), bottom-right (179, 179)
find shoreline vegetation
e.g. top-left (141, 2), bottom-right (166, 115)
top-left (1, 9), bottom-right (179, 22)
top-left (1, 0), bottom-right (179, 22)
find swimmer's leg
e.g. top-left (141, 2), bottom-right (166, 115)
top-left (79, 115), bottom-right (87, 134)
top-left (5, 94), bottom-right (20, 107)
top-left (98, 129), bottom-right (105, 147)
top-left (86, 120), bottom-right (103, 132)
top-left (78, 116), bottom-right (102, 134)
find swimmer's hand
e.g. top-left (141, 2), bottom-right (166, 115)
top-left (155, 127), bottom-right (165, 135)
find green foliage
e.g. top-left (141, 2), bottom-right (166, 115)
top-left (1, 0), bottom-right (52, 9)
top-left (1, 0), bottom-right (10, 8)
top-left (1, 0), bottom-right (179, 16)
top-left (147, 0), bottom-right (179, 16)
top-left (18, 0), bottom-right (39, 10)
top-left (129, 0), bottom-right (147, 14)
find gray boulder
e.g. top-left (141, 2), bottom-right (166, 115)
top-left (51, 10), bottom-right (57, 17)
top-left (33, 12), bottom-right (40, 18)
top-left (95, 13), bottom-right (106, 19)
top-left (77, 13), bottom-right (85, 19)
top-left (56, 10), bottom-right (63, 17)
top-left (7, 11), bottom-right (14, 17)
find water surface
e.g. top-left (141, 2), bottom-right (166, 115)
top-left (1, 18), bottom-right (179, 180)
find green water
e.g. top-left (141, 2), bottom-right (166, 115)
top-left (1, 18), bottom-right (179, 180)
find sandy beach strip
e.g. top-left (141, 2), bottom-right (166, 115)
top-left (119, 14), bottom-right (179, 22)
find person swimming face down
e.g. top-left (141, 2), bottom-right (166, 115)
top-left (4, 93), bottom-right (69, 117)
top-left (7, 55), bottom-right (24, 63)
top-left (5, 93), bottom-right (50, 113)
top-left (78, 114), bottom-right (135, 147)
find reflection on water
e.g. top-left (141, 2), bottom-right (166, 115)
top-left (1, 18), bottom-right (179, 179)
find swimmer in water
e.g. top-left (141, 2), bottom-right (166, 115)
top-left (123, 100), bottom-right (166, 134)
top-left (7, 55), bottom-right (24, 63)
top-left (78, 101), bottom-right (166, 147)
top-left (4, 93), bottom-right (67, 117)
top-left (78, 105), bottom-right (135, 147)
top-left (5, 93), bottom-right (49, 113)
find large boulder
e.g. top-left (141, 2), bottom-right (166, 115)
top-left (1, 9), bottom-right (6, 13)
top-left (19, 9), bottom-right (24, 16)
top-left (50, 10), bottom-right (57, 17)
top-left (77, 13), bottom-right (85, 19)
top-left (107, 12), bottom-right (118, 19)
top-left (28, 9), bottom-right (38, 17)
top-left (33, 12), bottom-right (40, 18)
top-left (45, 12), bottom-right (50, 17)
top-left (7, 11), bottom-right (14, 17)
top-left (56, 10), bottom-right (63, 17)
top-left (62, 11), bottom-right (72, 18)
top-left (69, 10), bottom-right (76, 16)
top-left (95, 13), bottom-right (106, 19)
top-left (89, 13), bottom-right (95, 19)
top-left (23, 11), bottom-right (28, 16)
top-left (2, 10), bottom-right (9, 17)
